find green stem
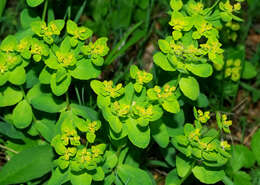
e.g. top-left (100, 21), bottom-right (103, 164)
top-left (219, 60), bottom-right (226, 110)
top-left (179, 161), bottom-right (196, 185)
top-left (42, 0), bottom-right (48, 21)
top-left (175, 73), bottom-right (182, 87)
top-left (66, 91), bottom-right (70, 109)
top-left (0, 144), bottom-right (18, 154)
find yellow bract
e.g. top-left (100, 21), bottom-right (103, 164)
top-left (154, 84), bottom-right (176, 99)
top-left (189, 128), bottom-right (201, 141)
top-left (111, 101), bottom-right (130, 117)
top-left (197, 109), bottom-right (210, 124)
top-left (56, 51), bottom-right (75, 67)
top-left (103, 80), bottom-right (123, 98)
top-left (221, 141), bottom-right (231, 150)
top-left (64, 147), bottom-right (77, 161)
top-left (0, 63), bottom-right (7, 73)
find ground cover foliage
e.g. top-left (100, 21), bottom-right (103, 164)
top-left (0, 0), bottom-right (260, 185)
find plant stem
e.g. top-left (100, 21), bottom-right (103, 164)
top-left (179, 161), bottom-right (195, 185)
top-left (66, 91), bottom-right (70, 109)
top-left (0, 144), bottom-right (18, 154)
top-left (42, 0), bottom-right (48, 21)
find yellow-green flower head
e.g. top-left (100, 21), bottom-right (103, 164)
top-left (200, 38), bottom-right (224, 63)
top-left (30, 38), bottom-right (49, 62)
top-left (220, 141), bottom-right (231, 150)
top-left (189, 128), bottom-right (201, 141)
top-left (197, 109), bottom-right (211, 124)
top-left (77, 148), bottom-right (93, 164)
top-left (186, 1), bottom-right (204, 15)
top-left (132, 104), bottom-right (153, 119)
top-left (221, 114), bottom-right (232, 133)
top-left (220, 0), bottom-right (234, 13)
top-left (3, 53), bottom-right (21, 70)
top-left (66, 20), bottom-right (93, 47)
top-left (185, 44), bottom-right (202, 55)
top-left (0, 60), bottom-right (7, 74)
top-left (169, 11), bottom-right (192, 32)
top-left (31, 20), bottom-right (65, 44)
top-left (0, 35), bottom-right (17, 53)
top-left (63, 147), bottom-right (77, 161)
top-left (61, 128), bottom-right (80, 146)
top-left (111, 101), bottom-right (130, 117)
top-left (55, 50), bottom-right (76, 67)
top-left (0, 36), bottom-right (22, 69)
top-left (130, 65), bottom-right (153, 92)
top-left (81, 37), bottom-right (109, 57)
top-left (102, 80), bottom-right (124, 98)
top-left (147, 84), bottom-right (176, 101)
top-left (169, 40), bottom-right (184, 56)
top-left (87, 120), bottom-right (101, 133)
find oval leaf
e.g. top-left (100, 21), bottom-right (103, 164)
top-left (179, 76), bottom-right (200, 100)
top-left (13, 100), bottom-right (33, 129)
top-left (0, 145), bottom-right (54, 185)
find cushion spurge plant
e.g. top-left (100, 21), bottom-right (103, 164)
top-left (0, 0), bottom-right (250, 185)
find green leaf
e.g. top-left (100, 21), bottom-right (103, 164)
top-left (162, 99), bottom-right (180, 113)
top-left (90, 80), bottom-right (103, 96)
top-left (176, 154), bottom-right (193, 178)
top-left (20, 9), bottom-right (41, 29)
top-left (0, 121), bottom-right (24, 139)
top-left (186, 64), bottom-right (213, 78)
top-left (34, 120), bottom-right (56, 142)
top-left (251, 129), bottom-right (260, 165)
top-left (192, 165), bottom-right (225, 184)
top-left (158, 39), bottom-right (170, 53)
top-left (230, 145), bottom-right (255, 170)
top-left (0, 72), bottom-right (8, 86)
top-left (0, 145), bottom-right (54, 185)
top-left (126, 118), bottom-right (150, 149)
top-left (233, 171), bottom-right (252, 185)
top-left (196, 93), bottom-right (209, 108)
top-left (242, 61), bottom-right (257, 79)
top-left (26, 0), bottom-right (44, 7)
top-left (71, 172), bottom-right (92, 185)
top-left (117, 164), bottom-right (153, 185)
top-left (0, 0), bottom-right (6, 18)
top-left (103, 151), bottom-right (118, 173)
top-left (92, 167), bottom-right (105, 181)
top-left (39, 66), bottom-right (54, 84)
top-left (1, 35), bottom-right (17, 51)
top-left (48, 167), bottom-right (70, 185)
top-left (27, 84), bottom-right (66, 113)
top-left (165, 169), bottom-right (181, 185)
top-left (179, 76), bottom-right (200, 100)
top-left (50, 73), bottom-right (71, 96)
top-left (0, 86), bottom-right (23, 107)
top-left (70, 59), bottom-right (100, 80)
top-left (151, 120), bottom-right (169, 148)
top-left (8, 66), bottom-right (26, 85)
top-left (70, 103), bottom-right (98, 121)
top-left (153, 52), bottom-right (176, 71)
top-left (13, 100), bottom-right (33, 129)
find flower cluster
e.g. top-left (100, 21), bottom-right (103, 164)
top-left (225, 58), bottom-right (241, 81)
top-left (172, 108), bottom-right (231, 168)
top-left (91, 66), bottom-right (179, 148)
top-left (51, 113), bottom-right (106, 175)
